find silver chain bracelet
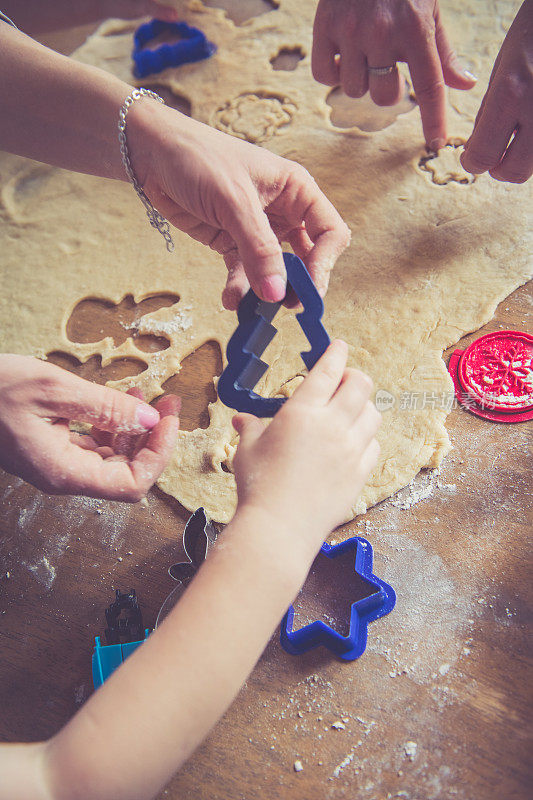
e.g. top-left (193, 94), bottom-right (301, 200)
top-left (118, 88), bottom-right (175, 253)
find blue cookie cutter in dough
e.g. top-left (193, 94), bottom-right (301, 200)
top-left (280, 537), bottom-right (396, 661)
top-left (217, 252), bottom-right (331, 417)
top-left (132, 19), bottom-right (216, 78)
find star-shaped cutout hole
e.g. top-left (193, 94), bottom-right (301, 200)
top-left (281, 537), bottom-right (396, 661)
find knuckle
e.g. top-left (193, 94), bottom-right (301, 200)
top-left (351, 369), bottom-right (373, 394)
top-left (320, 363), bottom-right (339, 384)
top-left (288, 161), bottom-right (313, 185)
top-left (250, 235), bottom-right (280, 262)
top-left (225, 179), bottom-right (254, 212)
top-left (415, 78), bottom-right (445, 104)
top-left (98, 391), bottom-right (119, 428)
top-left (371, 9), bottom-right (394, 42)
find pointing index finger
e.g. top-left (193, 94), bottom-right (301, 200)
top-left (408, 36), bottom-right (448, 150)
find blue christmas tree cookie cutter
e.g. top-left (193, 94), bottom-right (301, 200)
top-left (217, 252), bottom-right (330, 417)
top-left (132, 19), bottom-right (216, 79)
top-left (280, 537), bottom-right (396, 661)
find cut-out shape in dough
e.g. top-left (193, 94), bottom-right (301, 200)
top-left (142, 85), bottom-right (192, 116)
top-left (66, 293), bottom-right (179, 349)
top-left (212, 92), bottom-right (296, 143)
top-left (327, 85), bottom-right (416, 132)
top-left (46, 352), bottom-right (148, 384)
top-left (203, 0), bottom-right (278, 26)
top-left (292, 546), bottom-right (376, 637)
top-left (161, 340), bottom-right (222, 431)
top-left (270, 46), bottom-right (305, 71)
top-left (418, 141), bottom-right (475, 185)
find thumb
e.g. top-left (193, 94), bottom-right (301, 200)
top-left (435, 13), bottom-right (477, 90)
top-left (223, 189), bottom-right (286, 303)
top-left (45, 373), bottom-right (161, 433)
top-left (232, 413), bottom-right (264, 447)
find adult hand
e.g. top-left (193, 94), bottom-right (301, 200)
top-left (231, 340), bottom-right (381, 538)
top-left (0, 355), bottom-right (179, 500)
top-left (312, 0), bottom-right (477, 150)
top-left (128, 105), bottom-right (351, 310)
top-left (461, 0), bottom-right (533, 183)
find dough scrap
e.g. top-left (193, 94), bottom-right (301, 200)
top-left (1, 0), bottom-right (531, 524)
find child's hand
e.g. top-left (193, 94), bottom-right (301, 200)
top-left (0, 354), bottom-right (179, 501)
top-left (232, 340), bottom-right (380, 542)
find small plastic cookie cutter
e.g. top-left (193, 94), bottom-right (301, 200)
top-left (92, 509), bottom-right (216, 687)
top-left (280, 537), bottom-right (396, 661)
top-left (155, 507), bottom-right (218, 627)
top-left (217, 252), bottom-right (331, 417)
top-left (132, 20), bottom-right (216, 79)
top-left (92, 590), bottom-right (149, 689)
top-left (448, 330), bottom-right (533, 423)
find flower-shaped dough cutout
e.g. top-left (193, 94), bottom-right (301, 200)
top-left (212, 92), bottom-right (297, 143)
top-left (419, 141), bottom-right (475, 186)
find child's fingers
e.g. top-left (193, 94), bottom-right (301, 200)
top-left (292, 339), bottom-right (348, 406)
top-left (330, 368), bottom-right (373, 419)
top-left (351, 401), bottom-right (382, 449)
top-left (232, 413), bottom-right (264, 447)
top-left (355, 437), bottom-right (381, 482)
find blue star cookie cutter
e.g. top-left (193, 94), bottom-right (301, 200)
top-left (217, 252), bottom-right (330, 417)
top-left (132, 19), bottom-right (216, 79)
top-left (280, 537), bottom-right (396, 661)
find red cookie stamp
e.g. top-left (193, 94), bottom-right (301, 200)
top-left (448, 330), bottom-right (533, 423)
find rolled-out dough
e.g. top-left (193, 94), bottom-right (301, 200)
top-left (0, 0), bottom-right (531, 524)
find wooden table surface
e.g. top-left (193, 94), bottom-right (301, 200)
top-left (1, 10), bottom-right (532, 800)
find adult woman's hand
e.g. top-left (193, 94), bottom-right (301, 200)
top-left (0, 355), bottom-right (180, 500)
top-left (127, 104), bottom-right (351, 310)
top-left (312, 0), bottom-right (477, 150)
top-left (461, 0), bottom-right (533, 183)
top-left (0, 23), bottom-right (351, 312)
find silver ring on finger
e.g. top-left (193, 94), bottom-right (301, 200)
top-left (367, 64), bottom-right (396, 76)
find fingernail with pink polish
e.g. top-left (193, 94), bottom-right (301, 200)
top-left (463, 69), bottom-right (477, 81)
top-left (260, 275), bottom-right (286, 303)
top-left (136, 404), bottom-right (160, 429)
